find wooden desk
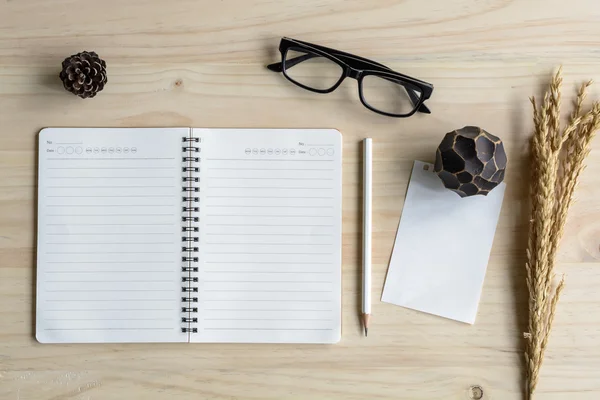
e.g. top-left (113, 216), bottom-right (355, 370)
top-left (1, 1), bottom-right (600, 399)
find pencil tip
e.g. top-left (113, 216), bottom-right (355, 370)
top-left (365, 327), bottom-right (368, 337)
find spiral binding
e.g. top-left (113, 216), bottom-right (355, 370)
top-left (181, 136), bottom-right (200, 334)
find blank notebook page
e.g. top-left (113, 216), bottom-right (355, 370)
top-left (36, 127), bottom-right (188, 343)
top-left (192, 128), bottom-right (342, 343)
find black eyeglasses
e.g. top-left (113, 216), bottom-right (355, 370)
top-left (267, 37), bottom-right (434, 118)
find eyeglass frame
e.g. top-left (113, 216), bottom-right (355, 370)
top-left (267, 37), bottom-right (434, 118)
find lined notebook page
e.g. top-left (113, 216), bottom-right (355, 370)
top-left (36, 127), bottom-right (188, 343)
top-left (192, 128), bottom-right (342, 344)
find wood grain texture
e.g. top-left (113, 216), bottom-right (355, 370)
top-left (1, 0), bottom-right (600, 398)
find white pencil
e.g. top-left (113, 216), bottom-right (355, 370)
top-left (362, 138), bottom-right (372, 337)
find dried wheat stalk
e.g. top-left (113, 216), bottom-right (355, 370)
top-left (525, 68), bottom-right (600, 399)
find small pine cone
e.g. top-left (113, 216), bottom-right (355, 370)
top-left (59, 51), bottom-right (107, 99)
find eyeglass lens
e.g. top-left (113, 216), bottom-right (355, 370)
top-left (283, 45), bottom-right (423, 115)
top-left (361, 75), bottom-right (422, 116)
top-left (283, 48), bottom-right (344, 91)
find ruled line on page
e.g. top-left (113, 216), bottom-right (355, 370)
top-left (206, 158), bottom-right (334, 162)
top-left (47, 157), bottom-right (176, 161)
top-left (204, 280), bottom-right (331, 284)
top-left (203, 289), bottom-right (333, 293)
top-left (45, 251), bottom-right (174, 254)
top-left (209, 167), bottom-right (334, 171)
top-left (206, 224), bottom-right (334, 227)
top-left (45, 242), bottom-right (173, 245)
top-left (45, 318), bottom-right (174, 321)
top-left (46, 233), bottom-right (174, 236)
top-left (46, 205), bottom-right (176, 207)
top-left (47, 195), bottom-right (176, 198)
top-left (207, 195), bottom-right (334, 199)
top-left (206, 233), bottom-right (332, 236)
top-left (45, 308), bottom-right (174, 311)
top-left (204, 271), bottom-right (333, 274)
top-left (46, 270), bottom-right (173, 273)
top-left (204, 252), bottom-right (333, 255)
top-left (45, 280), bottom-right (174, 283)
top-left (48, 167), bottom-right (177, 170)
top-left (47, 261), bottom-right (173, 264)
top-left (48, 176), bottom-right (176, 179)
top-left (205, 262), bottom-right (332, 265)
top-left (205, 308), bottom-right (332, 311)
top-left (46, 186), bottom-right (175, 189)
top-left (46, 214), bottom-right (175, 217)
top-left (207, 205), bottom-right (333, 209)
top-left (43, 328), bottom-right (175, 331)
top-left (205, 318), bottom-right (332, 321)
top-left (203, 328), bottom-right (334, 331)
top-left (46, 223), bottom-right (175, 226)
top-left (205, 214), bottom-right (332, 218)
top-left (207, 177), bottom-right (333, 181)
top-left (46, 299), bottom-right (177, 302)
top-left (203, 300), bottom-right (332, 303)
top-left (208, 186), bottom-right (332, 190)
top-left (45, 289), bottom-right (175, 292)
top-left (205, 243), bottom-right (331, 246)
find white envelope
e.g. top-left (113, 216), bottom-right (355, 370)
top-left (381, 160), bottom-right (506, 324)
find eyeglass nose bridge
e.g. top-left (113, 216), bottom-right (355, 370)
top-left (346, 67), bottom-right (362, 80)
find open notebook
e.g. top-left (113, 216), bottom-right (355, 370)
top-left (36, 128), bottom-right (342, 344)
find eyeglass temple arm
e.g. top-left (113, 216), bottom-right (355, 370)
top-left (267, 53), bottom-right (313, 72)
top-left (267, 55), bottom-right (430, 114)
top-left (405, 84), bottom-right (430, 114)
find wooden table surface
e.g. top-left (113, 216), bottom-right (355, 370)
top-left (2, 1), bottom-right (600, 399)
